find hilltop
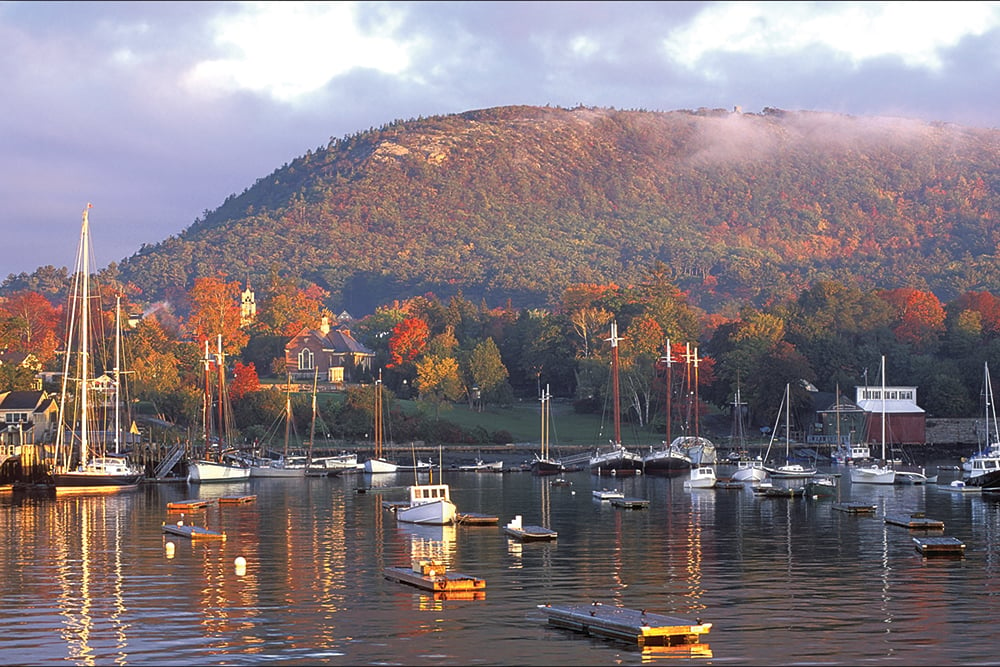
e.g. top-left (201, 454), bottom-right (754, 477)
top-left (53, 105), bottom-right (1000, 314)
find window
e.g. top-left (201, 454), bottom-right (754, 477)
top-left (297, 348), bottom-right (314, 370)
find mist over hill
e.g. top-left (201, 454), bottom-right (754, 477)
top-left (107, 105), bottom-right (1000, 315)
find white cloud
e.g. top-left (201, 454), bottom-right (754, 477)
top-left (183, 1), bottom-right (415, 101)
top-left (664, 1), bottom-right (1000, 70)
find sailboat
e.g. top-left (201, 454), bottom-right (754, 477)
top-left (589, 322), bottom-right (644, 476)
top-left (187, 336), bottom-right (252, 483)
top-left (531, 385), bottom-right (564, 475)
top-left (965, 361), bottom-right (1000, 490)
top-left (730, 384), bottom-right (767, 483)
top-left (364, 370), bottom-right (398, 474)
top-left (52, 205), bottom-right (144, 492)
top-left (250, 374), bottom-right (307, 478)
top-left (763, 383), bottom-right (817, 479)
top-left (642, 340), bottom-right (694, 475)
top-left (850, 356), bottom-right (895, 485)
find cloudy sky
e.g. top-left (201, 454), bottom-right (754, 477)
top-left (4, 1), bottom-right (1000, 277)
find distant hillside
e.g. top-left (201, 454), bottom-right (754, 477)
top-left (114, 105), bottom-right (1000, 314)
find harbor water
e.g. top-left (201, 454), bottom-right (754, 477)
top-left (1, 464), bottom-right (998, 665)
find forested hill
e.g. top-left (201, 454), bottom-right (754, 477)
top-left (114, 105), bottom-right (1000, 314)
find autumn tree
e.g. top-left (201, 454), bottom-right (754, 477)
top-left (229, 361), bottom-right (261, 400)
top-left (414, 355), bottom-right (464, 418)
top-left (255, 269), bottom-right (328, 337)
top-left (387, 317), bottom-right (430, 368)
top-left (466, 337), bottom-right (510, 409)
top-left (0, 290), bottom-right (61, 365)
top-left (186, 275), bottom-right (248, 354)
top-left (880, 288), bottom-right (945, 351)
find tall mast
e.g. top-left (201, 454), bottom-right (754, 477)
top-left (79, 204), bottom-right (92, 465)
top-left (308, 367), bottom-right (319, 465)
top-left (113, 295), bottom-right (122, 454)
top-left (610, 321), bottom-right (621, 447)
top-left (662, 340), bottom-right (672, 446)
top-left (880, 355), bottom-right (886, 461)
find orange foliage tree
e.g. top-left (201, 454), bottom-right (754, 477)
top-left (230, 361), bottom-right (260, 400)
top-left (186, 275), bottom-right (248, 354)
top-left (880, 288), bottom-right (945, 349)
top-left (387, 317), bottom-right (430, 368)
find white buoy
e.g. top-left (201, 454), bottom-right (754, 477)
top-left (234, 556), bottom-right (247, 576)
top-left (165, 541), bottom-right (175, 558)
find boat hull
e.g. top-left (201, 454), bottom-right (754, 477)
top-left (54, 471), bottom-right (142, 492)
top-left (531, 458), bottom-right (564, 475)
top-left (188, 460), bottom-right (251, 483)
top-left (850, 464), bottom-right (895, 485)
top-left (397, 500), bottom-right (457, 525)
top-left (731, 461), bottom-right (767, 482)
top-left (642, 447), bottom-right (692, 475)
top-left (590, 448), bottom-right (644, 476)
top-left (364, 458), bottom-right (399, 474)
top-left (250, 464), bottom-right (305, 478)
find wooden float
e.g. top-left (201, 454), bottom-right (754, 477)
top-left (611, 497), bottom-right (650, 509)
top-left (913, 536), bottom-right (965, 557)
top-left (504, 515), bottom-right (557, 541)
top-left (166, 498), bottom-right (217, 511)
top-left (538, 602), bottom-right (712, 648)
top-left (162, 522), bottom-right (226, 540)
top-left (384, 558), bottom-right (486, 595)
top-left (885, 513), bottom-right (944, 530)
top-left (833, 502), bottom-right (877, 514)
top-left (219, 494), bottom-right (257, 504)
top-left (714, 480), bottom-right (744, 490)
top-left (458, 512), bottom-right (499, 525)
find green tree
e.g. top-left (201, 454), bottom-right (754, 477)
top-left (467, 337), bottom-right (510, 409)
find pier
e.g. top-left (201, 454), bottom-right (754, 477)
top-left (885, 513), bottom-right (944, 530)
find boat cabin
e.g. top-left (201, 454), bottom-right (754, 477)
top-left (409, 483), bottom-right (451, 505)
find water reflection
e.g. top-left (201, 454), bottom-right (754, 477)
top-left (3, 471), bottom-right (1000, 664)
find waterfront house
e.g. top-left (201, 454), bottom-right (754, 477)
top-left (0, 390), bottom-right (58, 454)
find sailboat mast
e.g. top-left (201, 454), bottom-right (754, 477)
top-left (610, 321), bottom-right (621, 447)
top-left (283, 376), bottom-right (292, 459)
top-left (785, 383), bottom-right (791, 462)
top-left (203, 340), bottom-right (212, 459)
top-left (541, 384), bottom-right (549, 459)
top-left (663, 340), bottom-right (672, 446)
top-left (308, 367), bottom-right (319, 465)
top-left (217, 335), bottom-right (226, 454)
top-left (881, 355), bottom-right (887, 461)
top-left (113, 295), bottom-right (122, 455)
top-left (375, 369), bottom-right (383, 459)
top-left (79, 205), bottom-right (91, 465)
top-left (693, 346), bottom-right (701, 439)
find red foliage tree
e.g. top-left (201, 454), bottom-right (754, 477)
top-left (229, 361), bottom-right (260, 400)
top-left (880, 288), bottom-right (945, 348)
top-left (387, 317), bottom-right (430, 368)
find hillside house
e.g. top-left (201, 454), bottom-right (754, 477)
top-left (284, 316), bottom-right (374, 384)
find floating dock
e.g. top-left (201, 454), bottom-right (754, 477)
top-left (166, 498), bottom-right (217, 511)
top-left (913, 536), bottom-right (965, 557)
top-left (539, 602), bottom-right (712, 648)
top-left (384, 559), bottom-right (486, 595)
top-left (885, 513), bottom-right (944, 530)
top-left (219, 494), bottom-right (257, 504)
top-left (611, 497), bottom-right (650, 509)
top-left (833, 502), bottom-right (877, 514)
top-left (504, 515), bottom-right (557, 540)
top-left (458, 512), bottom-right (499, 525)
top-left (714, 480), bottom-right (744, 490)
top-left (162, 522), bottom-right (226, 540)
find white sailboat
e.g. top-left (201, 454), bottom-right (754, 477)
top-left (965, 361), bottom-right (1000, 489)
top-left (730, 384), bottom-right (767, 483)
top-left (250, 376), bottom-right (306, 478)
top-left (763, 383), bottom-right (817, 479)
top-left (188, 336), bottom-right (251, 483)
top-left (364, 370), bottom-right (398, 474)
top-left (851, 356), bottom-right (895, 485)
top-left (52, 205), bottom-right (144, 492)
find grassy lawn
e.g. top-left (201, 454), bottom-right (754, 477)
top-left (396, 397), bottom-right (607, 447)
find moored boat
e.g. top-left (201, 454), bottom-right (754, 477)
top-left (396, 482), bottom-right (457, 525)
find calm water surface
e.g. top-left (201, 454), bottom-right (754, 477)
top-left (1, 464), bottom-right (999, 665)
